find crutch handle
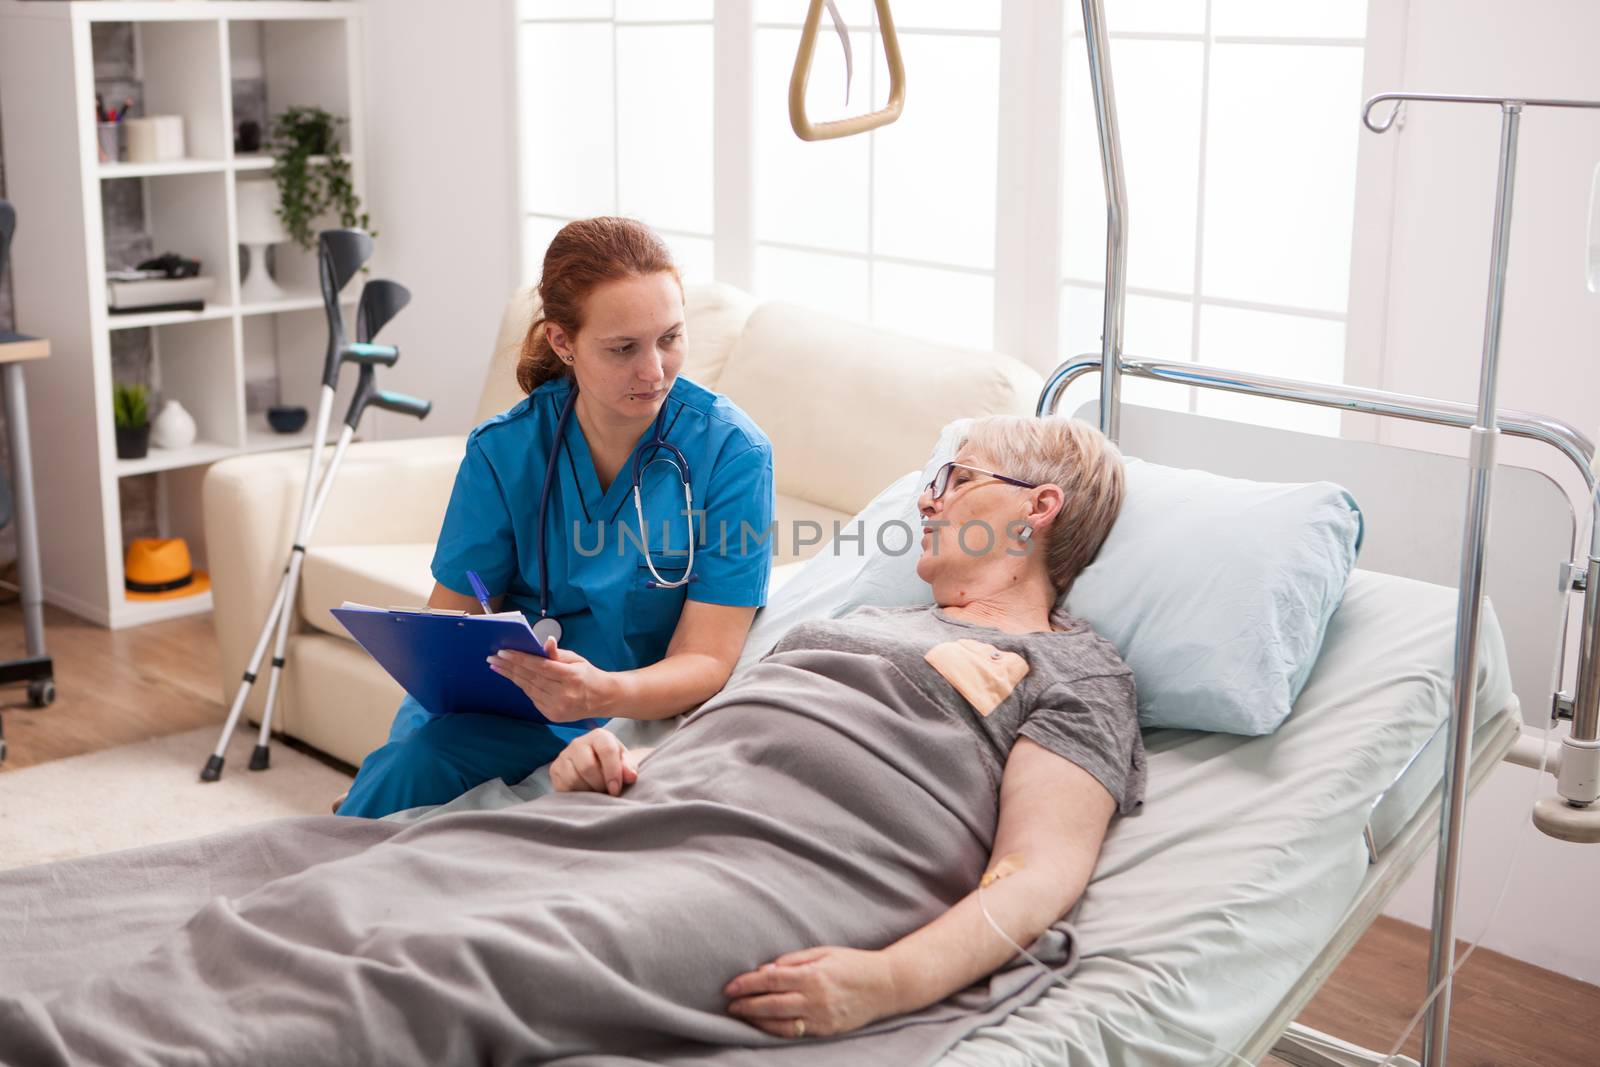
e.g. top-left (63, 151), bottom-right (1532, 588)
top-left (340, 341), bottom-right (400, 366)
top-left (344, 364), bottom-right (433, 428)
top-left (373, 390), bottom-right (432, 419)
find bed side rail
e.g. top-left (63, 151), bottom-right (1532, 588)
top-left (1038, 355), bottom-right (1600, 789)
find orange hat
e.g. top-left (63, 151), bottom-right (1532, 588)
top-left (124, 537), bottom-right (211, 600)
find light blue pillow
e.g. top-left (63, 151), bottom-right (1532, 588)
top-left (746, 419), bottom-right (1362, 735)
top-left (1065, 457), bottom-right (1363, 734)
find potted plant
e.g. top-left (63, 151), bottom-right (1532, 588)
top-left (114, 382), bottom-right (151, 460)
top-left (267, 106), bottom-right (376, 252)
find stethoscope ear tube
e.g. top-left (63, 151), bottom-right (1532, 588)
top-left (535, 388), bottom-right (578, 636)
top-left (537, 387), bottom-right (699, 631)
top-left (636, 479), bottom-right (697, 589)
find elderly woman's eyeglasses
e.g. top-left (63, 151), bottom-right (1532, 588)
top-left (925, 461), bottom-right (1039, 502)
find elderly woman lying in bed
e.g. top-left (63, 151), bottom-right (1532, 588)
top-left (0, 415), bottom-right (1144, 1066)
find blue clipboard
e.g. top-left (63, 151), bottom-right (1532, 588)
top-left (331, 604), bottom-right (603, 731)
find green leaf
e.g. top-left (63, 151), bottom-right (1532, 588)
top-left (265, 106), bottom-right (375, 254)
top-left (113, 382), bottom-right (149, 429)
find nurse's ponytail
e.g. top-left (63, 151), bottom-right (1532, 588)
top-left (517, 217), bottom-right (683, 396)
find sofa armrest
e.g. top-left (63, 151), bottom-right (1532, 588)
top-left (203, 435), bottom-right (466, 706)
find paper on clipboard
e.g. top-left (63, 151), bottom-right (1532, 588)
top-left (341, 600), bottom-right (551, 651)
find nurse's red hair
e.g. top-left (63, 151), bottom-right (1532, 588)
top-left (517, 217), bottom-right (683, 396)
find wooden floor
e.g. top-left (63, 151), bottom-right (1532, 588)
top-left (1269, 919), bottom-right (1600, 1067)
top-left (0, 601), bottom-right (224, 769)
top-left (2, 600), bottom-right (1597, 1064)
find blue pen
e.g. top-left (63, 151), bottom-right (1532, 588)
top-left (465, 570), bottom-right (494, 615)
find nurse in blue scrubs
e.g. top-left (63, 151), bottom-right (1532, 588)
top-left (338, 217), bottom-right (775, 819)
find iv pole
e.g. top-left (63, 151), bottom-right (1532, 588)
top-left (1360, 90), bottom-right (1600, 1067)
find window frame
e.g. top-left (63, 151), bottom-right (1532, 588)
top-left (512, 0), bottom-right (1399, 437)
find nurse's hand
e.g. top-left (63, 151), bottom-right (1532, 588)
top-left (488, 636), bottom-right (618, 724)
top-left (550, 731), bottom-right (649, 796)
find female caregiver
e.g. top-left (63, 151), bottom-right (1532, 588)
top-left (337, 217), bottom-right (775, 819)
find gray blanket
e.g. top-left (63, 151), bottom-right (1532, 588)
top-left (0, 648), bottom-right (1077, 1066)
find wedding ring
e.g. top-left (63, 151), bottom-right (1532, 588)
top-left (793, 1018), bottom-right (807, 1038)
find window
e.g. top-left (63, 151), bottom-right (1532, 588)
top-left (516, 0), bottom-right (716, 285)
top-left (1060, 1), bottom-right (1368, 432)
top-left (751, 2), bottom-right (1001, 349)
top-left (514, 1), bottom-right (1372, 434)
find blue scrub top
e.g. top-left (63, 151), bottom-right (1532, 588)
top-left (430, 374), bottom-right (775, 676)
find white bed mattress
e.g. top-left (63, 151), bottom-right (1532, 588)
top-left (936, 567), bottom-right (1515, 1066)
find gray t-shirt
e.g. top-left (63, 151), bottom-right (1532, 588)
top-left (764, 603), bottom-right (1146, 814)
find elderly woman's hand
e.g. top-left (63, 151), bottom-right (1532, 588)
top-left (550, 730), bottom-right (647, 796)
top-left (723, 946), bottom-right (899, 1039)
top-left (488, 636), bottom-right (619, 723)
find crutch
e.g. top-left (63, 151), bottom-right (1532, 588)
top-left (202, 230), bottom-right (374, 780)
top-left (201, 237), bottom-right (422, 778)
top-left (203, 278), bottom-right (424, 779)
top-left (247, 280), bottom-right (427, 773)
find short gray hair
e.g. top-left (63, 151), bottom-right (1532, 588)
top-left (957, 415), bottom-right (1125, 598)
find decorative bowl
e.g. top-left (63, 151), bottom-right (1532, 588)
top-left (267, 405), bottom-right (309, 434)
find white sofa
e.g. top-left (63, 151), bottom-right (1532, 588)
top-left (203, 283), bottom-right (1044, 769)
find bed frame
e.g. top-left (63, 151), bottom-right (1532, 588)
top-left (1060, 3), bottom-right (1600, 1063)
top-left (1242, 709), bottom-right (1522, 1065)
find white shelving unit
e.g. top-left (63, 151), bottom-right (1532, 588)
top-left (0, 1), bottom-right (367, 628)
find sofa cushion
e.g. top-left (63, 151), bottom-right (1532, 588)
top-left (300, 543), bottom-right (436, 638)
top-left (714, 302), bottom-right (1044, 517)
top-left (474, 281), bottom-right (761, 423)
top-left (285, 633), bottom-right (409, 768)
top-left (772, 491), bottom-right (851, 567)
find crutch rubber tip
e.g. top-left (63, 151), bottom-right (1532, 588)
top-left (200, 755), bottom-right (224, 782)
top-left (249, 745), bottom-right (271, 771)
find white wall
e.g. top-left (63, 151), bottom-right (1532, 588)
top-left (358, 0), bottom-right (519, 440)
top-left (1363, 0), bottom-right (1600, 985)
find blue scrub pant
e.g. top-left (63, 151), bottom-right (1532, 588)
top-left (337, 695), bottom-right (570, 820)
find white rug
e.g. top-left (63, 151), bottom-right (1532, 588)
top-left (0, 726), bottom-right (352, 871)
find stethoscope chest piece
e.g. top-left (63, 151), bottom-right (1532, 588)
top-left (531, 614), bottom-right (563, 646)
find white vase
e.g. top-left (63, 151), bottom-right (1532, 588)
top-left (150, 399), bottom-right (197, 450)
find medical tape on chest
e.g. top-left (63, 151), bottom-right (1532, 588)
top-left (923, 639), bottom-right (1031, 717)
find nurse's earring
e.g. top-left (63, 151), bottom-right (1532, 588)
top-left (1016, 524), bottom-right (1034, 544)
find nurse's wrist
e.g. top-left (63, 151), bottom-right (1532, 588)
top-left (591, 669), bottom-right (636, 718)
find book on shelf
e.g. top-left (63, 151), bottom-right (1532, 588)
top-left (106, 276), bottom-right (217, 312)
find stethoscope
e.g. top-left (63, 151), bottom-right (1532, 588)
top-left (531, 383), bottom-right (696, 645)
